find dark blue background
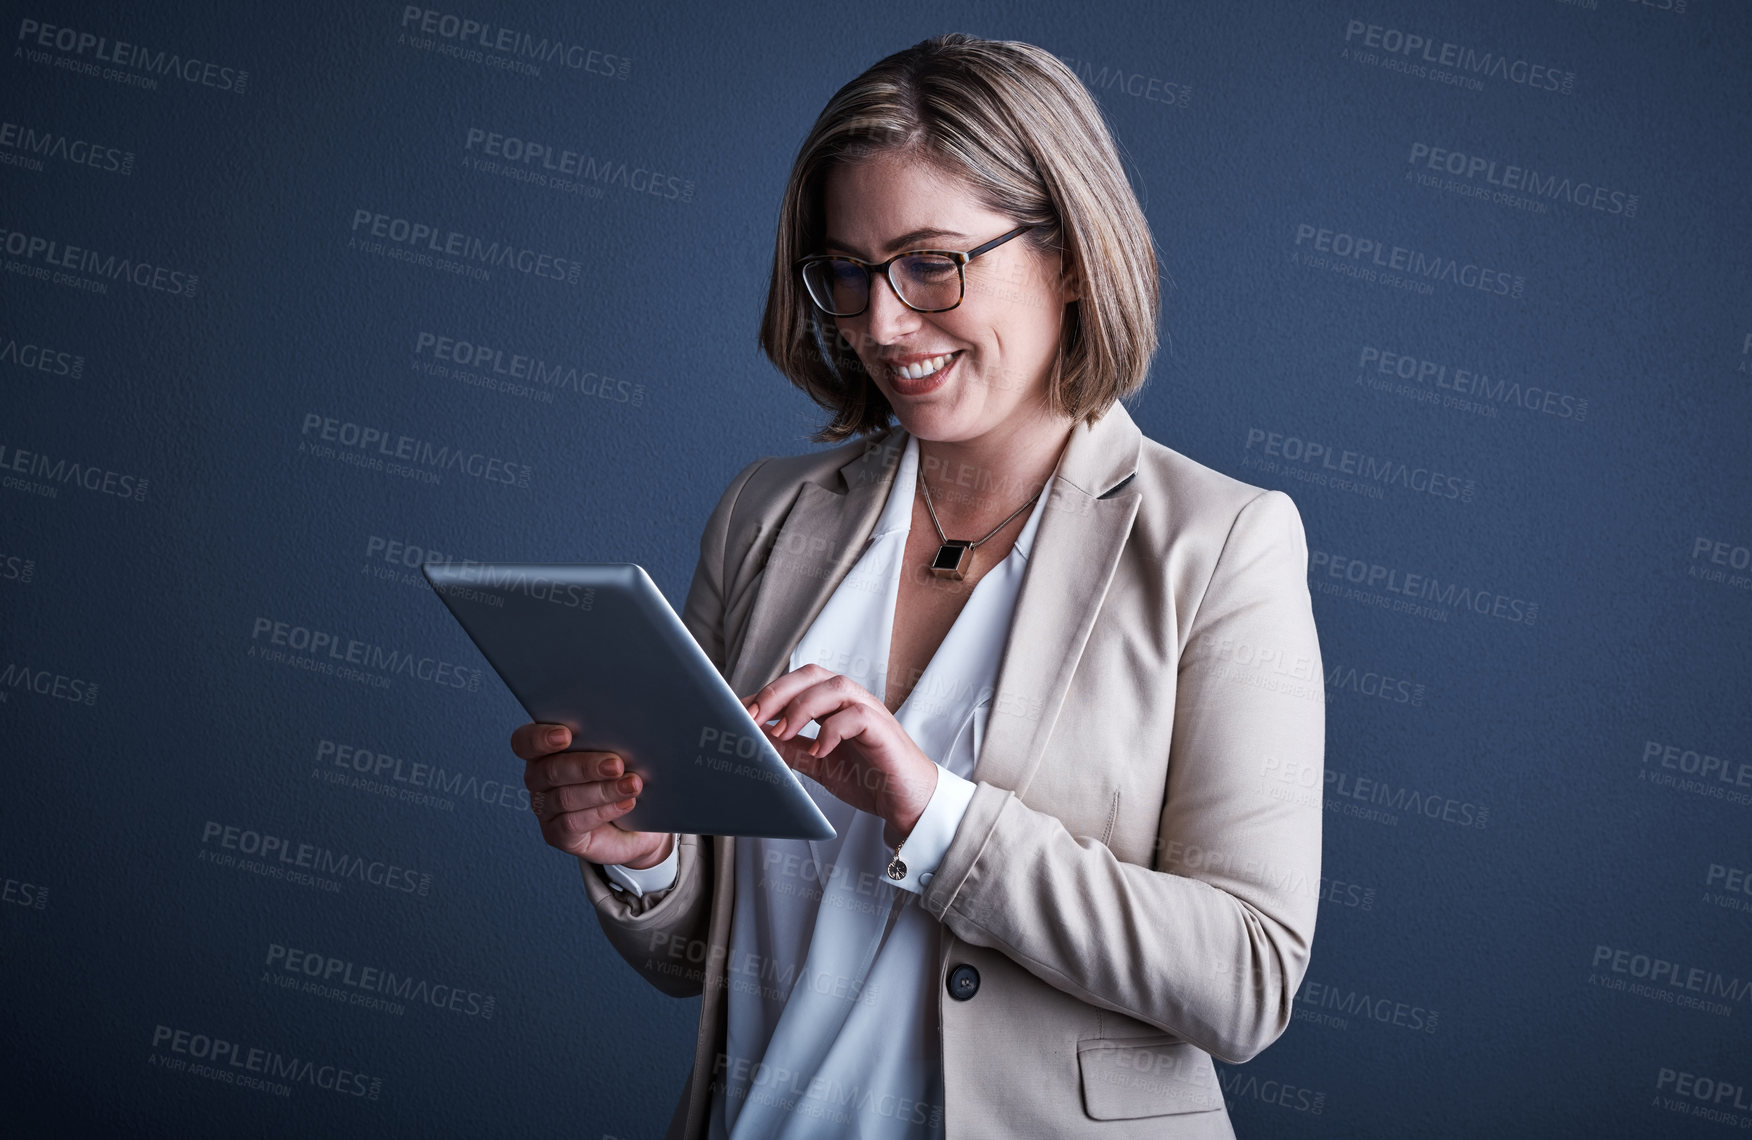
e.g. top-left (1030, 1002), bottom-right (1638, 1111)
top-left (4, 1), bottom-right (1749, 1136)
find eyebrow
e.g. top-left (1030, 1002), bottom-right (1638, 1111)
top-left (822, 227), bottom-right (970, 258)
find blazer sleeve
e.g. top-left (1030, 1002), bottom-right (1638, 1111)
top-left (576, 455), bottom-right (768, 998)
top-left (920, 489), bottom-right (1325, 1062)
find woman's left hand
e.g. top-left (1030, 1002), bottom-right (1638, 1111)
top-left (741, 664), bottom-right (940, 848)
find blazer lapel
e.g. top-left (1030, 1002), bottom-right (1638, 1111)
top-left (726, 401), bottom-right (1145, 802)
top-left (727, 429), bottom-right (906, 699)
top-left (974, 403), bottom-right (1143, 797)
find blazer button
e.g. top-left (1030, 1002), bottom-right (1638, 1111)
top-left (947, 964), bottom-right (980, 1001)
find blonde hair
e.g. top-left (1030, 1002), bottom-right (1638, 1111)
top-left (759, 32), bottom-right (1161, 444)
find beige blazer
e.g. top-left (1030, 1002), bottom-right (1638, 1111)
top-left (580, 400), bottom-right (1325, 1138)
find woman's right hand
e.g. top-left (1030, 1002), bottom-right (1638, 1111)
top-left (512, 723), bottom-right (674, 868)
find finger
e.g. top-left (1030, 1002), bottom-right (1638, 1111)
top-left (532, 774), bottom-right (643, 822)
top-left (770, 673), bottom-right (865, 742)
top-left (540, 798), bottom-right (638, 857)
top-left (772, 731), bottom-right (818, 779)
top-left (510, 722), bottom-right (572, 761)
top-left (809, 705), bottom-right (872, 760)
top-left (811, 708), bottom-right (889, 797)
top-left (524, 750), bottom-right (623, 793)
top-left (752, 718), bottom-right (824, 782)
top-left (742, 663), bottom-right (834, 724)
top-left (525, 750), bottom-right (619, 795)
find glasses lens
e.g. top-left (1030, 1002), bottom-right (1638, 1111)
top-left (893, 254), bottom-right (961, 311)
top-left (803, 259), bottom-right (868, 316)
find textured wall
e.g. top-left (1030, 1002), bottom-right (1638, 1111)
top-left (3, 1), bottom-right (1748, 1136)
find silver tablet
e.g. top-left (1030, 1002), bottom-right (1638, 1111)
top-left (422, 561), bottom-right (835, 841)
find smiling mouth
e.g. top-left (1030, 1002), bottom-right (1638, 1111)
top-left (886, 351), bottom-right (961, 383)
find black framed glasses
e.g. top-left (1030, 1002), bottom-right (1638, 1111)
top-left (796, 224), bottom-right (1035, 317)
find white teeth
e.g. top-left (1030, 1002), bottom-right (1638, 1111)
top-left (895, 352), bottom-right (955, 381)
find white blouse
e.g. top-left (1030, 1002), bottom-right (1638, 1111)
top-left (605, 432), bottom-right (1052, 1138)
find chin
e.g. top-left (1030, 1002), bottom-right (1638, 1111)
top-left (894, 410), bottom-right (985, 444)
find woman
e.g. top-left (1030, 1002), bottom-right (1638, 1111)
top-left (513, 33), bottom-right (1324, 1139)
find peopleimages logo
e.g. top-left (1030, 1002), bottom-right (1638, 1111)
top-left (434, 564), bottom-right (596, 610)
top-left (0, 661), bottom-right (99, 705)
top-left (1653, 1068), bottom-right (1750, 1131)
top-left (249, 614), bottom-right (483, 691)
top-left (463, 129), bottom-right (694, 202)
top-left (1293, 224), bottom-right (1525, 298)
top-left (0, 441), bottom-right (149, 502)
top-left (1591, 944), bottom-right (1752, 1012)
top-left (0, 225), bottom-right (198, 298)
top-left (348, 208), bottom-right (582, 285)
top-left (1325, 767), bottom-right (1488, 829)
top-left (1309, 549), bottom-right (1540, 625)
top-left (1056, 55), bottom-right (1191, 108)
top-left (1341, 19), bottom-right (1575, 95)
top-left (1356, 345), bottom-right (1589, 422)
top-left (199, 820), bottom-right (434, 897)
top-left (148, 1024), bottom-right (380, 1100)
top-left (414, 331), bottom-right (645, 406)
top-left (299, 412), bottom-right (533, 489)
top-left (317, 738), bottom-right (533, 813)
top-left (0, 332), bottom-right (85, 377)
top-left (1296, 977), bottom-right (1440, 1032)
top-left (2, 873), bottom-right (49, 910)
top-left (1325, 660), bottom-right (1426, 707)
top-left (0, 552), bottom-right (37, 584)
top-left (1405, 143), bottom-right (1638, 217)
top-left (264, 942), bottom-right (496, 1019)
top-left (1641, 740), bottom-right (1752, 791)
top-left (0, 121), bottom-right (133, 175)
top-left (398, 6), bottom-right (630, 79)
top-left (1216, 1067), bottom-right (1326, 1116)
top-left (15, 18), bottom-right (250, 94)
top-left (1244, 427), bottom-right (1477, 502)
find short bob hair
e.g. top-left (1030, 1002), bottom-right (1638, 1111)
top-left (759, 32), bottom-right (1160, 444)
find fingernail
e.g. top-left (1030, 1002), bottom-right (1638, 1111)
top-left (546, 728), bottom-right (566, 748)
top-left (772, 716), bottom-right (787, 737)
top-left (618, 776), bottom-right (639, 795)
top-left (604, 758), bottom-right (623, 777)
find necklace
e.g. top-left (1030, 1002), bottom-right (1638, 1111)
top-left (917, 468), bottom-right (1041, 581)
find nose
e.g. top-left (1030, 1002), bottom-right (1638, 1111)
top-left (861, 269), bottom-right (920, 345)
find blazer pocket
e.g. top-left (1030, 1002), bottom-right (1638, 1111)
top-left (1077, 1035), bottom-right (1225, 1120)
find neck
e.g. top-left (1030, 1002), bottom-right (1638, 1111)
top-left (911, 409), bottom-right (1076, 531)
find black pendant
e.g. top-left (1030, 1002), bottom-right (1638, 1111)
top-left (886, 854), bottom-right (908, 880)
top-left (930, 541), bottom-right (973, 580)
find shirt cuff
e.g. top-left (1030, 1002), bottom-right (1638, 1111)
top-left (599, 834), bottom-right (680, 897)
top-left (886, 767), bottom-right (977, 895)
